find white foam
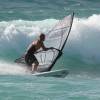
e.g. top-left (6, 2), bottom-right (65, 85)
top-left (0, 19), bottom-right (57, 59)
top-left (0, 61), bottom-right (30, 75)
top-left (67, 14), bottom-right (100, 63)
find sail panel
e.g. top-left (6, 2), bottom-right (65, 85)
top-left (46, 14), bottom-right (73, 50)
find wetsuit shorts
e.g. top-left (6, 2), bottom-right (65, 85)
top-left (25, 46), bottom-right (39, 66)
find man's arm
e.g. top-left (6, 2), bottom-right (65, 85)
top-left (41, 43), bottom-right (62, 53)
top-left (41, 42), bottom-right (48, 51)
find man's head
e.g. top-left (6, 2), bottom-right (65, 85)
top-left (40, 33), bottom-right (45, 41)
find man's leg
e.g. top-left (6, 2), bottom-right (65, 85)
top-left (32, 62), bottom-right (39, 72)
top-left (31, 55), bottom-right (39, 72)
top-left (25, 53), bottom-right (32, 66)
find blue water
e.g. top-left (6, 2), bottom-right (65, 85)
top-left (0, 0), bottom-right (100, 99)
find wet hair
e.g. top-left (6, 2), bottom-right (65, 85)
top-left (40, 33), bottom-right (45, 38)
top-left (40, 33), bottom-right (45, 40)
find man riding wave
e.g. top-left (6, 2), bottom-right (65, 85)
top-left (25, 33), bottom-right (52, 73)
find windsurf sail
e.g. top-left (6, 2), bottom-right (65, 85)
top-left (15, 13), bottom-right (74, 72)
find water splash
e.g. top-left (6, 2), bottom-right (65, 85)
top-left (0, 61), bottom-right (30, 75)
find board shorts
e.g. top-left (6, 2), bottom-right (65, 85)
top-left (25, 53), bottom-right (39, 66)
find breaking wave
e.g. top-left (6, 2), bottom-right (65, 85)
top-left (0, 14), bottom-right (100, 74)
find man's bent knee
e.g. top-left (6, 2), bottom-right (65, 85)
top-left (32, 61), bottom-right (39, 66)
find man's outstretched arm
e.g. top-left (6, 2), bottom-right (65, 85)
top-left (42, 43), bottom-right (62, 54)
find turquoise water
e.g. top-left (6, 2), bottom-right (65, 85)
top-left (0, 0), bottom-right (100, 99)
top-left (1, 75), bottom-right (100, 100)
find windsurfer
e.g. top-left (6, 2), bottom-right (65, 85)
top-left (25, 33), bottom-right (52, 73)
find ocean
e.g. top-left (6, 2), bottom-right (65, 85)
top-left (0, 0), bottom-right (100, 99)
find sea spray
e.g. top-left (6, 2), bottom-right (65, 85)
top-left (0, 61), bottom-right (30, 75)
